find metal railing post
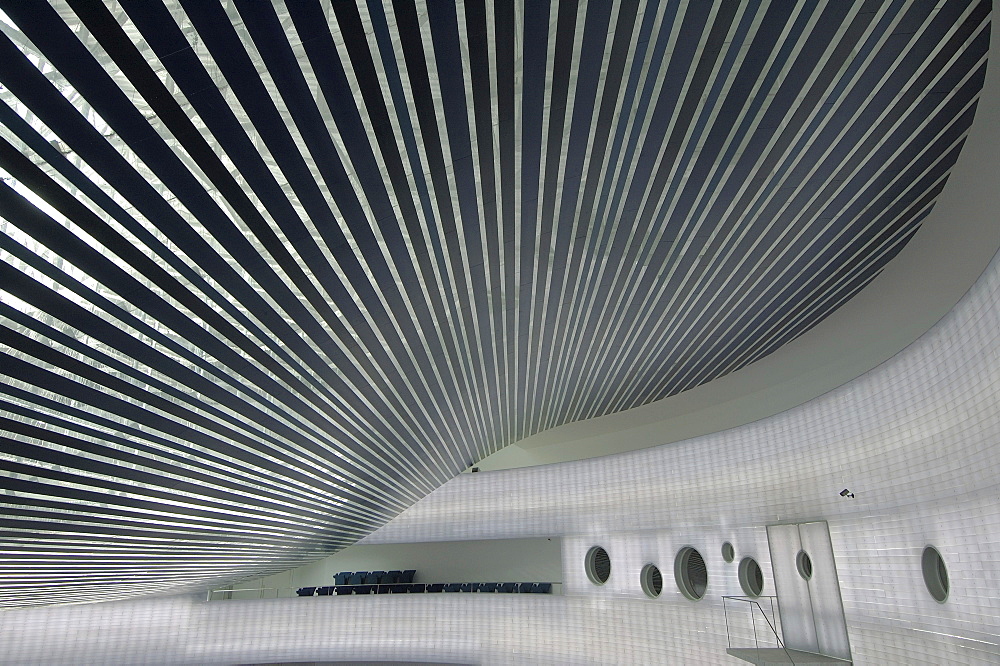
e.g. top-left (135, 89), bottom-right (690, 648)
top-left (723, 596), bottom-right (731, 649)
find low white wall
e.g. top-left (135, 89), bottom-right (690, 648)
top-left (0, 591), bottom-right (772, 665)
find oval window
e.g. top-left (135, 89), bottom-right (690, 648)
top-left (796, 550), bottom-right (813, 580)
top-left (722, 542), bottom-right (735, 563)
top-left (585, 546), bottom-right (611, 585)
top-left (640, 563), bottom-right (662, 598)
top-left (738, 557), bottom-right (764, 597)
top-left (675, 546), bottom-right (708, 600)
top-left (921, 546), bottom-right (949, 603)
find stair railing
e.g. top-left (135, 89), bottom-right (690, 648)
top-left (722, 595), bottom-right (796, 665)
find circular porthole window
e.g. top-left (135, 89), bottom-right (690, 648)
top-left (640, 563), bottom-right (663, 598)
top-left (738, 557), bottom-right (764, 598)
top-left (722, 542), bottom-right (735, 563)
top-left (585, 546), bottom-right (611, 585)
top-left (796, 550), bottom-right (813, 580)
top-left (675, 546), bottom-right (708, 600)
top-left (921, 546), bottom-right (949, 603)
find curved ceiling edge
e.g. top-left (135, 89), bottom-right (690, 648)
top-left (483, 25), bottom-right (1000, 471)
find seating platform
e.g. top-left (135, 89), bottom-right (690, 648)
top-left (295, 575), bottom-right (553, 597)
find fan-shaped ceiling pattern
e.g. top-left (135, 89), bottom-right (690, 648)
top-left (0, 0), bottom-right (989, 607)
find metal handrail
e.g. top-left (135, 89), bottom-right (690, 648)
top-left (722, 595), bottom-right (796, 665)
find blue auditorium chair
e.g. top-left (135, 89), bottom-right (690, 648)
top-left (459, 583), bottom-right (473, 592)
top-left (426, 583), bottom-right (444, 593)
top-left (295, 587), bottom-right (316, 597)
top-left (390, 584), bottom-right (407, 593)
top-left (499, 583), bottom-right (515, 593)
top-left (478, 583), bottom-right (498, 593)
top-left (443, 583), bottom-right (461, 592)
top-left (401, 569), bottom-right (416, 583)
top-left (363, 572), bottom-right (380, 585)
top-left (347, 573), bottom-right (364, 585)
top-left (316, 586), bottom-right (333, 596)
top-left (335, 586), bottom-right (353, 595)
top-left (375, 584), bottom-right (391, 594)
top-left (409, 583), bottom-right (426, 593)
top-left (535, 583), bottom-right (552, 593)
top-left (519, 583), bottom-right (536, 593)
top-left (354, 585), bottom-right (372, 595)
top-left (334, 572), bottom-right (351, 585)
top-left (384, 570), bottom-right (402, 584)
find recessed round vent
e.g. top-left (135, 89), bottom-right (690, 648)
top-left (722, 542), bottom-right (735, 563)
top-left (640, 563), bottom-right (663, 598)
top-left (921, 546), bottom-right (949, 603)
top-left (675, 546), bottom-right (708, 600)
top-left (738, 557), bottom-right (764, 597)
top-left (585, 546), bottom-right (611, 585)
top-left (796, 550), bottom-right (813, 580)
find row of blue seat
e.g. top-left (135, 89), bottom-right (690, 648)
top-left (332, 570), bottom-right (416, 585)
top-left (296, 582), bottom-right (552, 596)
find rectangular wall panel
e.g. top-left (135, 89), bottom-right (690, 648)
top-left (767, 523), bottom-right (819, 654)
top-left (768, 521), bottom-right (851, 661)
top-left (800, 521), bottom-right (851, 660)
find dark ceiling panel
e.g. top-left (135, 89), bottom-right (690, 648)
top-left (0, 0), bottom-right (990, 607)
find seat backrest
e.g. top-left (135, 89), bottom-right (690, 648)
top-left (401, 569), bottom-right (416, 583)
top-left (354, 585), bottom-right (372, 595)
top-left (363, 572), bottom-right (379, 585)
top-left (347, 573), bottom-right (364, 585)
top-left (536, 583), bottom-right (552, 593)
top-left (519, 583), bottom-right (536, 593)
top-left (335, 586), bottom-right (353, 595)
top-left (426, 583), bottom-right (444, 593)
top-left (500, 583), bottom-right (515, 593)
top-left (409, 583), bottom-right (426, 593)
top-left (334, 572), bottom-right (350, 585)
top-left (459, 583), bottom-right (472, 592)
top-left (296, 587), bottom-right (316, 596)
top-left (379, 571), bottom-right (398, 584)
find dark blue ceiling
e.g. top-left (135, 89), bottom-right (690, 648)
top-left (0, 0), bottom-right (990, 606)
